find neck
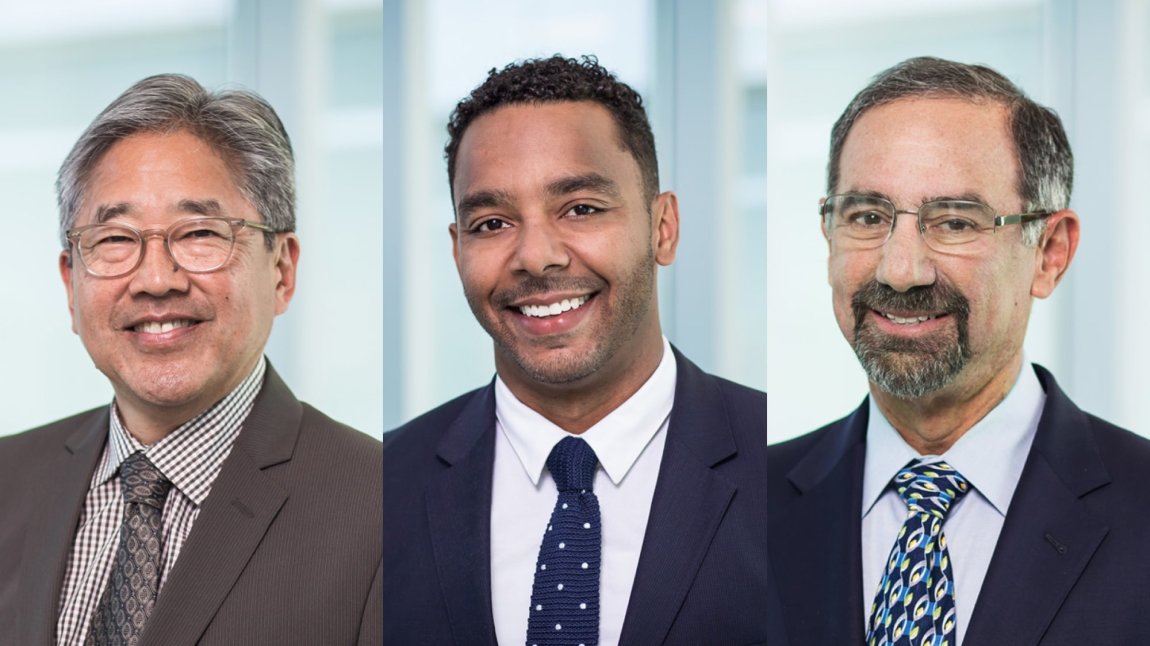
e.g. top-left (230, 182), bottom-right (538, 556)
top-left (114, 402), bottom-right (195, 446)
top-left (499, 334), bottom-right (666, 435)
top-left (872, 354), bottom-right (1025, 455)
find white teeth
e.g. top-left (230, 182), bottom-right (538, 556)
top-left (882, 312), bottom-right (938, 325)
top-left (519, 295), bottom-right (590, 318)
top-left (135, 319), bottom-right (195, 334)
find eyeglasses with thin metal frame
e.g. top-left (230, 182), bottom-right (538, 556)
top-left (66, 216), bottom-right (279, 278)
top-left (820, 193), bottom-right (1050, 253)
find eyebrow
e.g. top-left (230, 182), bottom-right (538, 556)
top-left (923, 192), bottom-right (990, 205)
top-left (841, 189), bottom-right (993, 207)
top-left (177, 199), bottom-right (224, 216)
top-left (456, 189), bottom-right (515, 221)
top-left (92, 198), bottom-right (225, 224)
top-left (545, 173), bottom-right (622, 201)
top-left (94, 203), bottom-right (132, 223)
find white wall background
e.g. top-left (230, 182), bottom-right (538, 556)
top-left (766, 0), bottom-right (1150, 443)
top-left (0, 0), bottom-right (384, 439)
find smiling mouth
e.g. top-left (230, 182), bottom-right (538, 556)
top-left (131, 319), bottom-right (199, 334)
top-left (517, 295), bottom-right (591, 318)
top-left (878, 310), bottom-right (943, 325)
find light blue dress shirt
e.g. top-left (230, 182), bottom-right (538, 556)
top-left (861, 362), bottom-right (1045, 645)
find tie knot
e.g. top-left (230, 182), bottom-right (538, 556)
top-left (546, 436), bottom-right (598, 492)
top-left (120, 452), bottom-right (172, 508)
top-left (894, 461), bottom-right (969, 519)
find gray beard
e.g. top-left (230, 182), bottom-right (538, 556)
top-left (850, 280), bottom-right (971, 399)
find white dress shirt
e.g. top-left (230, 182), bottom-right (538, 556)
top-left (861, 362), bottom-right (1045, 645)
top-left (491, 337), bottom-right (676, 646)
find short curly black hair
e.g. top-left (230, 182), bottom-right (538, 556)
top-left (445, 55), bottom-right (659, 206)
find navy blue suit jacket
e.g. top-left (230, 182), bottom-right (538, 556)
top-left (384, 348), bottom-right (769, 644)
top-left (768, 365), bottom-right (1150, 645)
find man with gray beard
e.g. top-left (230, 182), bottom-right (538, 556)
top-left (768, 57), bottom-right (1150, 645)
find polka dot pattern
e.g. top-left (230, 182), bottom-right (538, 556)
top-left (866, 461), bottom-right (969, 646)
top-left (526, 437), bottom-right (601, 645)
top-left (86, 451), bottom-right (172, 645)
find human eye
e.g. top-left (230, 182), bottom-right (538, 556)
top-left (564, 203), bottom-right (603, 218)
top-left (88, 227), bottom-right (136, 246)
top-left (173, 219), bottom-right (231, 241)
top-left (467, 217), bottom-right (512, 234)
top-left (838, 200), bottom-right (890, 230)
top-left (923, 202), bottom-right (988, 238)
top-left (934, 218), bottom-right (979, 232)
top-left (181, 227), bottom-right (226, 239)
top-left (847, 209), bottom-right (888, 227)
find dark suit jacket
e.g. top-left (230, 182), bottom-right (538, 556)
top-left (383, 348), bottom-right (769, 645)
top-left (768, 365), bottom-right (1150, 645)
top-left (0, 365), bottom-right (382, 645)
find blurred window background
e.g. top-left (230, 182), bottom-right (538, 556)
top-left (0, 0), bottom-right (383, 439)
top-left (383, 0), bottom-right (767, 428)
top-left (766, 0), bottom-right (1150, 442)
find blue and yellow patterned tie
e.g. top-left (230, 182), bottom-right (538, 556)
top-left (866, 461), bottom-right (969, 646)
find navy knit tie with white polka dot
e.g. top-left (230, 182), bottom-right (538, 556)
top-left (526, 436), bottom-right (601, 646)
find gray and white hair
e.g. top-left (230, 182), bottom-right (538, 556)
top-left (57, 73), bottom-right (295, 249)
top-left (827, 56), bottom-right (1073, 246)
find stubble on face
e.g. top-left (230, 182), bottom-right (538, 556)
top-left (463, 241), bottom-right (656, 385)
top-left (851, 279), bottom-right (972, 399)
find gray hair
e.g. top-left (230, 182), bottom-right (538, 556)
top-left (57, 73), bottom-right (295, 249)
top-left (828, 57), bottom-right (1073, 246)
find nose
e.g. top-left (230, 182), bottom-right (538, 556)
top-left (874, 212), bottom-right (936, 292)
top-left (128, 234), bottom-right (191, 296)
top-left (510, 217), bottom-right (569, 276)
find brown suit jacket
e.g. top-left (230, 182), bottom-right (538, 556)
top-left (0, 364), bottom-right (382, 645)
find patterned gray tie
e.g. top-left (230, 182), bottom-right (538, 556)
top-left (87, 451), bottom-right (172, 646)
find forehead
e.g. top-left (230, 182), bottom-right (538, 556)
top-left (452, 101), bottom-right (639, 202)
top-left (80, 130), bottom-right (248, 223)
top-left (838, 97), bottom-right (1020, 208)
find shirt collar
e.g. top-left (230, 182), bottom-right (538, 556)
top-left (93, 357), bottom-right (267, 506)
top-left (495, 337), bottom-right (677, 486)
top-left (862, 360), bottom-right (1045, 517)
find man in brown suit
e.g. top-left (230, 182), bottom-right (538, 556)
top-left (0, 74), bottom-right (381, 645)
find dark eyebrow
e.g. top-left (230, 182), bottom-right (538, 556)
top-left (545, 173), bottom-right (622, 200)
top-left (840, 189), bottom-right (993, 208)
top-left (94, 203), bottom-right (132, 224)
top-left (91, 199), bottom-right (224, 224)
top-left (923, 193), bottom-right (989, 205)
top-left (178, 199), bottom-right (224, 216)
top-left (456, 189), bottom-right (515, 221)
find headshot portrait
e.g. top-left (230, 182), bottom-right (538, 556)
top-left (765, 3), bottom-right (1150, 643)
top-left (0, 4), bottom-right (384, 644)
top-left (382, 3), bottom-right (769, 643)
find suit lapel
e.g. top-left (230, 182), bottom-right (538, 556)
top-left (965, 367), bottom-right (1111, 644)
top-left (774, 402), bottom-right (868, 646)
top-left (618, 350), bottom-right (739, 645)
top-left (141, 366), bottom-right (298, 645)
top-left (18, 412), bottom-right (107, 646)
top-left (426, 384), bottom-right (498, 645)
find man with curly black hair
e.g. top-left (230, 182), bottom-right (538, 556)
top-left (384, 55), bottom-right (770, 645)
